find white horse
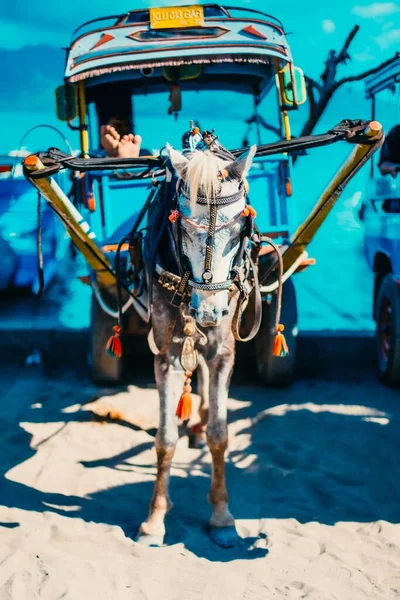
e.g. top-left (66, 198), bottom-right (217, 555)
top-left (138, 143), bottom-right (257, 548)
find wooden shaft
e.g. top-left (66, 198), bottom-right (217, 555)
top-left (24, 155), bottom-right (115, 287)
top-left (282, 121), bottom-right (383, 271)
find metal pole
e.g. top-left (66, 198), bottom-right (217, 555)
top-left (370, 95), bottom-right (376, 178)
top-left (78, 81), bottom-right (89, 157)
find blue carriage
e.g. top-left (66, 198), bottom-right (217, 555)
top-left (57, 4), bottom-right (306, 383)
top-left (23, 5), bottom-right (382, 385)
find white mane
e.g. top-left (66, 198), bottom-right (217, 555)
top-left (185, 150), bottom-right (222, 207)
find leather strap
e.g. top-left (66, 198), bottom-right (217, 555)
top-left (231, 250), bottom-right (262, 343)
top-left (148, 311), bottom-right (179, 356)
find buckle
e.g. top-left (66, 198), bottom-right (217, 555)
top-left (171, 289), bottom-right (185, 307)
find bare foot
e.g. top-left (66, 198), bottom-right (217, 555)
top-left (100, 125), bottom-right (120, 157)
top-left (116, 134), bottom-right (142, 158)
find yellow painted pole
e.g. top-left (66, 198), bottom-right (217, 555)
top-left (282, 121), bottom-right (383, 272)
top-left (282, 111), bottom-right (291, 140)
top-left (24, 155), bottom-right (115, 287)
top-left (275, 64), bottom-right (292, 140)
top-left (78, 81), bottom-right (89, 157)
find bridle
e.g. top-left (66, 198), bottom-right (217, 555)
top-left (166, 176), bottom-right (255, 301)
top-left (152, 166), bottom-right (264, 344)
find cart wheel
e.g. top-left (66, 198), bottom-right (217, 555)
top-left (255, 278), bottom-right (297, 386)
top-left (89, 292), bottom-right (124, 384)
top-left (376, 274), bottom-right (400, 386)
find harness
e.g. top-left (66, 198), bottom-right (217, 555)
top-left (152, 173), bottom-right (271, 349)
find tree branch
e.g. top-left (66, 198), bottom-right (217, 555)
top-left (305, 77), bottom-right (318, 120)
top-left (333, 52), bottom-right (400, 91)
top-left (245, 114), bottom-right (281, 138)
top-left (337, 24), bottom-right (360, 65)
top-left (305, 75), bottom-right (323, 95)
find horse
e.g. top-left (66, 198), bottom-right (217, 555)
top-left (137, 141), bottom-right (259, 548)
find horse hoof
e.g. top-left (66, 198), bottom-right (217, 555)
top-left (135, 533), bottom-right (165, 547)
top-left (209, 525), bottom-right (239, 548)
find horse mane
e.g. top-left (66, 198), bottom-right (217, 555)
top-left (185, 150), bottom-right (221, 208)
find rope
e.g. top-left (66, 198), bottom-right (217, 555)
top-left (36, 192), bottom-right (44, 298)
top-left (260, 237), bottom-right (285, 332)
top-left (231, 249), bottom-right (263, 342)
top-left (115, 235), bottom-right (130, 335)
top-left (91, 281), bottom-right (134, 318)
top-left (204, 203), bottom-right (217, 275)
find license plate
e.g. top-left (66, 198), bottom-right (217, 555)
top-left (150, 5), bottom-right (204, 29)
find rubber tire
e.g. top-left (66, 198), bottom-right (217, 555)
top-left (89, 292), bottom-right (124, 385)
top-left (375, 274), bottom-right (400, 386)
top-left (255, 278), bottom-right (297, 387)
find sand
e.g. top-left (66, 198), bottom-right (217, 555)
top-left (0, 363), bottom-right (399, 599)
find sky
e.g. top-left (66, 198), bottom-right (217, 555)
top-left (0, 0), bottom-right (399, 154)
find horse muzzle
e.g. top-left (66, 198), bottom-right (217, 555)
top-left (189, 292), bottom-right (230, 327)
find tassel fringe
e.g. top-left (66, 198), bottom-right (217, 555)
top-left (176, 371), bottom-right (193, 420)
top-left (273, 324), bottom-right (289, 357)
top-left (168, 210), bottom-right (180, 223)
top-left (241, 205), bottom-right (257, 218)
top-left (106, 325), bottom-right (122, 358)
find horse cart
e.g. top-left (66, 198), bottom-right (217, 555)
top-left (23, 5), bottom-right (383, 387)
top-left (361, 55), bottom-right (400, 385)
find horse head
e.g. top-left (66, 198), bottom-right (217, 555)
top-left (167, 143), bottom-right (256, 327)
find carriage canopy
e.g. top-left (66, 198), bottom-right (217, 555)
top-left (65, 5), bottom-right (292, 85)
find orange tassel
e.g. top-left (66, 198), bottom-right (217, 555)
top-left (176, 371), bottom-right (193, 420)
top-left (106, 325), bottom-right (122, 358)
top-left (168, 210), bottom-right (180, 223)
top-left (273, 324), bottom-right (289, 357)
top-left (176, 392), bottom-right (192, 420)
top-left (241, 205), bottom-right (257, 218)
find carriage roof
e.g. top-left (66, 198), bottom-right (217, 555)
top-left (364, 52), bottom-right (400, 97)
top-left (65, 4), bottom-right (292, 91)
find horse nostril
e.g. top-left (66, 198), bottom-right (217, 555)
top-left (222, 309), bottom-right (229, 317)
top-left (189, 307), bottom-right (197, 317)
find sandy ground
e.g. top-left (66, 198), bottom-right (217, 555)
top-left (0, 355), bottom-right (399, 600)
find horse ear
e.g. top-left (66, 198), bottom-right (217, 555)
top-left (228, 144), bottom-right (257, 179)
top-left (166, 143), bottom-right (189, 176)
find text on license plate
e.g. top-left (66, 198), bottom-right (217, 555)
top-left (150, 6), bottom-right (204, 29)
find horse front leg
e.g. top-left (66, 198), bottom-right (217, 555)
top-left (207, 350), bottom-right (239, 548)
top-left (137, 353), bottom-right (182, 546)
top-left (188, 353), bottom-right (209, 448)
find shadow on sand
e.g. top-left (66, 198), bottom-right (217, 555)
top-left (0, 337), bottom-right (399, 562)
